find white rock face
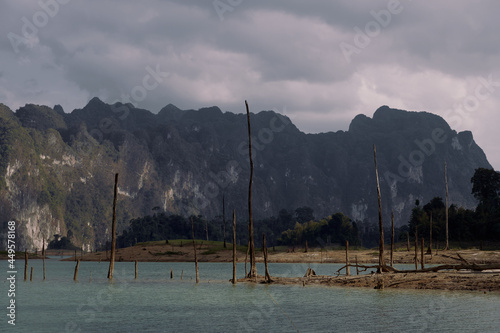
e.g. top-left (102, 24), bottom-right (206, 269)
top-left (351, 202), bottom-right (368, 221)
top-left (0, 161), bottom-right (63, 251)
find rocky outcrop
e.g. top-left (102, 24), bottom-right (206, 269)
top-left (0, 100), bottom-right (492, 250)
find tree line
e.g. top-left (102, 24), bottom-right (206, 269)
top-left (408, 168), bottom-right (500, 245)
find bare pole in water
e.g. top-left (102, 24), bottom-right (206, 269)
top-left (24, 249), bottom-right (28, 281)
top-left (373, 144), bottom-right (384, 273)
top-left (390, 211), bottom-right (394, 267)
top-left (232, 209), bottom-right (237, 285)
top-left (108, 173), bottom-right (119, 279)
top-left (246, 100), bottom-right (257, 279)
top-left (223, 194), bottom-right (226, 249)
top-left (191, 217), bottom-right (199, 284)
top-left (345, 240), bottom-right (350, 276)
top-left (445, 161), bottom-right (449, 250)
top-left (43, 239), bottom-right (46, 281)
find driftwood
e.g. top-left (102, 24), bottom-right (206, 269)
top-left (304, 268), bottom-right (316, 277)
top-left (336, 263), bottom-right (500, 275)
top-left (336, 264), bottom-right (397, 276)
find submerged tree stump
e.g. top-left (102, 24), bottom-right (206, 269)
top-left (74, 259), bottom-right (80, 281)
top-left (24, 249), bottom-right (28, 281)
top-left (108, 173), bottom-right (119, 279)
top-left (345, 240), bottom-right (350, 276)
top-left (263, 233), bottom-right (272, 283)
top-left (232, 209), bottom-right (237, 285)
top-left (191, 217), bottom-right (199, 284)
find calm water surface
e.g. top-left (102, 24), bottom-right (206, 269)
top-left (3, 259), bottom-right (500, 332)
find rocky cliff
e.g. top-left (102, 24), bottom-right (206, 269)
top-left (0, 99), bottom-right (492, 250)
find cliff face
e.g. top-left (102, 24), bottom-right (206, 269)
top-left (0, 100), bottom-right (492, 251)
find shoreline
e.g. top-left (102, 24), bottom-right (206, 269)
top-left (6, 243), bottom-right (500, 292)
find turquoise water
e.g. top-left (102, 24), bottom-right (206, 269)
top-left (3, 259), bottom-right (500, 332)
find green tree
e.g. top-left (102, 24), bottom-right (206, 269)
top-left (295, 206), bottom-right (314, 223)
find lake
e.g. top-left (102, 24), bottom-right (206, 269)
top-left (4, 259), bottom-right (500, 332)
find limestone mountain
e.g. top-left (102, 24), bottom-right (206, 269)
top-left (0, 99), bottom-right (492, 250)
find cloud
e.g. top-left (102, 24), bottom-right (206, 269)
top-left (0, 0), bottom-right (499, 169)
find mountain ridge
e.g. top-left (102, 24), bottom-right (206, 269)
top-left (0, 98), bottom-right (492, 251)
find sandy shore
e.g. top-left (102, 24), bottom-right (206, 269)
top-left (239, 271), bottom-right (500, 292)
top-left (9, 242), bottom-right (500, 291)
top-left (56, 241), bottom-right (500, 266)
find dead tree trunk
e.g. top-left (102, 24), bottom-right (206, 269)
top-left (263, 233), bottom-right (272, 283)
top-left (108, 173), bottom-right (119, 279)
top-left (232, 209), bottom-right (237, 284)
top-left (305, 240), bottom-right (308, 253)
top-left (244, 240), bottom-right (249, 277)
top-left (246, 100), bottom-right (257, 278)
top-left (407, 232), bottom-right (410, 252)
top-left (74, 259), bottom-right (80, 281)
top-left (427, 213), bottom-right (433, 255)
top-left (205, 219), bottom-right (209, 242)
top-left (445, 161), bottom-right (449, 250)
top-left (421, 237), bottom-right (425, 270)
top-left (414, 228), bottom-right (418, 270)
top-left (345, 240), bottom-right (350, 276)
top-left (24, 249), bottom-right (27, 281)
top-left (43, 239), bottom-right (46, 281)
top-left (191, 217), bottom-right (199, 284)
top-left (223, 194), bottom-right (226, 249)
top-left (390, 210), bottom-right (394, 267)
top-left (373, 144), bottom-right (384, 273)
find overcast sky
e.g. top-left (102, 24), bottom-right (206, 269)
top-left (1, 0), bottom-right (499, 169)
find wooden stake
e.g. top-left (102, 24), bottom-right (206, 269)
top-left (428, 213), bottom-right (433, 255)
top-left (205, 219), bottom-right (209, 242)
top-left (191, 217), bottom-right (199, 284)
top-left (263, 233), bottom-right (272, 283)
top-left (390, 210), bottom-right (394, 267)
top-left (373, 144), bottom-right (384, 273)
top-left (223, 194), bottom-right (226, 249)
top-left (305, 240), bottom-right (308, 253)
top-left (355, 255), bottom-right (359, 275)
top-left (232, 209), bottom-right (237, 285)
top-left (414, 228), bottom-right (418, 270)
top-left (30, 267), bottom-right (33, 281)
top-left (246, 100), bottom-right (257, 278)
top-left (171, 268), bottom-right (173, 279)
top-left (43, 239), bottom-right (46, 281)
top-left (89, 271), bottom-right (92, 283)
top-left (345, 240), bottom-right (350, 276)
top-left (445, 161), bottom-right (449, 250)
top-left (135, 260), bottom-right (138, 279)
top-left (407, 232), bottom-right (410, 252)
top-left (74, 259), bottom-right (80, 281)
top-left (181, 270), bottom-right (183, 280)
top-left (24, 249), bottom-right (28, 281)
top-left (421, 237), bottom-right (425, 270)
top-left (244, 240), bottom-right (249, 277)
top-left (108, 173), bottom-right (119, 279)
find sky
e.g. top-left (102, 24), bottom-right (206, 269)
top-left (1, 0), bottom-right (499, 169)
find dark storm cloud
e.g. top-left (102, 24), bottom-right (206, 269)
top-left (1, 0), bottom-right (499, 168)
